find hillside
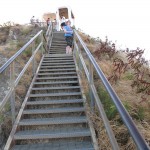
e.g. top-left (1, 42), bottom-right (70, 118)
top-left (0, 24), bottom-right (44, 148)
top-left (0, 25), bottom-right (149, 149)
top-left (78, 31), bottom-right (150, 148)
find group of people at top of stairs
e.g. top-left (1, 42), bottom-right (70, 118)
top-left (46, 18), bottom-right (59, 31)
top-left (46, 16), bottom-right (73, 55)
top-left (30, 16), bottom-right (42, 27)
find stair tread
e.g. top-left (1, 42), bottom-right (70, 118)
top-left (41, 62), bottom-right (75, 65)
top-left (26, 99), bottom-right (83, 105)
top-left (31, 86), bottom-right (80, 90)
top-left (23, 107), bottom-right (85, 114)
top-left (49, 52), bottom-right (66, 54)
top-left (40, 65), bottom-right (75, 68)
top-left (29, 92), bottom-right (82, 97)
top-left (44, 55), bottom-right (73, 60)
top-left (12, 141), bottom-right (94, 150)
top-left (39, 68), bottom-right (76, 71)
top-left (19, 116), bottom-right (87, 125)
top-left (14, 128), bottom-right (91, 140)
top-left (50, 46), bottom-right (66, 47)
top-left (49, 52), bottom-right (66, 53)
top-left (38, 72), bottom-right (77, 75)
top-left (49, 49), bottom-right (66, 51)
top-left (42, 60), bottom-right (74, 63)
top-left (49, 49), bottom-right (66, 50)
top-left (33, 81), bottom-right (78, 85)
top-left (44, 54), bottom-right (73, 57)
top-left (35, 76), bottom-right (78, 80)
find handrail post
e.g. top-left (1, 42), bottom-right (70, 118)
top-left (49, 25), bottom-right (53, 49)
top-left (32, 41), bottom-right (36, 75)
top-left (41, 33), bottom-right (44, 54)
top-left (89, 60), bottom-right (95, 112)
top-left (77, 43), bottom-right (82, 73)
top-left (73, 38), bottom-right (77, 62)
top-left (46, 24), bottom-right (52, 50)
top-left (10, 61), bottom-right (15, 124)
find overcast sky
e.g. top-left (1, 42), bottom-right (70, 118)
top-left (0, 0), bottom-right (150, 61)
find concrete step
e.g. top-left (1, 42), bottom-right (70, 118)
top-left (49, 48), bottom-right (66, 50)
top-left (14, 128), bottom-right (91, 140)
top-left (40, 65), bottom-right (75, 69)
top-left (23, 107), bottom-right (85, 115)
top-left (50, 46), bottom-right (66, 48)
top-left (29, 92), bottom-right (82, 98)
top-left (42, 59), bottom-right (74, 64)
top-left (33, 81), bottom-right (78, 85)
top-left (19, 116), bottom-right (87, 126)
top-left (43, 57), bottom-right (73, 60)
top-left (35, 76), bottom-right (78, 80)
top-left (26, 99), bottom-right (83, 106)
top-left (37, 72), bottom-right (77, 76)
top-left (39, 68), bottom-right (76, 72)
top-left (51, 43), bottom-right (66, 46)
top-left (49, 52), bottom-right (66, 54)
top-left (12, 141), bottom-right (94, 150)
top-left (41, 62), bottom-right (75, 66)
top-left (44, 54), bottom-right (73, 58)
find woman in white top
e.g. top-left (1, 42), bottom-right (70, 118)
top-left (61, 16), bottom-right (66, 23)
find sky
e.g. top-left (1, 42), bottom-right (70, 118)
top-left (0, 0), bottom-right (150, 61)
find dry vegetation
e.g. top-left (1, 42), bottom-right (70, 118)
top-left (78, 31), bottom-right (150, 149)
top-left (0, 25), bottom-right (149, 149)
top-left (0, 24), bottom-right (43, 148)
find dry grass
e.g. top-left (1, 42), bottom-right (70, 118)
top-left (97, 59), bottom-right (113, 77)
top-left (0, 25), bottom-right (43, 147)
top-left (78, 30), bottom-right (150, 148)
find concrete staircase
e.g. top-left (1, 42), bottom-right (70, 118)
top-left (49, 32), bottom-right (66, 54)
top-left (9, 32), bottom-right (96, 150)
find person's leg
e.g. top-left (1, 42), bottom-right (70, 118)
top-left (66, 46), bottom-right (70, 54)
top-left (65, 37), bottom-right (70, 54)
top-left (69, 47), bottom-right (72, 54)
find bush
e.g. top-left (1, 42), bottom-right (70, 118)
top-left (16, 41), bottom-right (25, 49)
top-left (123, 72), bottom-right (134, 80)
top-left (137, 106), bottom-right (145, 121)
top-left (0, 36), bottom-right (7, 44)
top-left (21, 27), bottom-right (33, 35)
top-left (24, 48), bottom-right (32, 57)
top-left (97, 85), bottom-right (118, 120)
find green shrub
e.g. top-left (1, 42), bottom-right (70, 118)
top-left (17, 41), bottom-right (25, 49)
top-left (21, 27), bottom-right (32, 35)
top-left (23, 47), bottom-right (32, 57)
top-left (0, 114), bottom-right (4, 123)
top-left (97, 86), bottom-right (118, 120)
top-left (137, 106), bottom-right (145, 121)
top-left (123, 101), bottom-right (131, 112)
top-left (35, 37), bottom-right (41, 47)
top-left (123, 72), bottom-right (134, 80)
top-left (0, 35), bottom-right (7, 44)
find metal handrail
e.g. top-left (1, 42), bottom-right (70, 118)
top-left (0, 30), bottom-right (44, 125)
top-left (46, 23), bottom-right (53, 49)
top-left (46, 23), bottom-right (52, 36)
top-left (74, 29), bottom-right (150, 150)
top-left (0, 30), bottom-right (43, 74)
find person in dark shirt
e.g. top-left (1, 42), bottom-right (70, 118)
top-left (46, 18), bottom-right (50, 27)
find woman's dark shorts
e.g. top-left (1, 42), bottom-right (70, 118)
top-left (65, 36), bottom-right (73, 47)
